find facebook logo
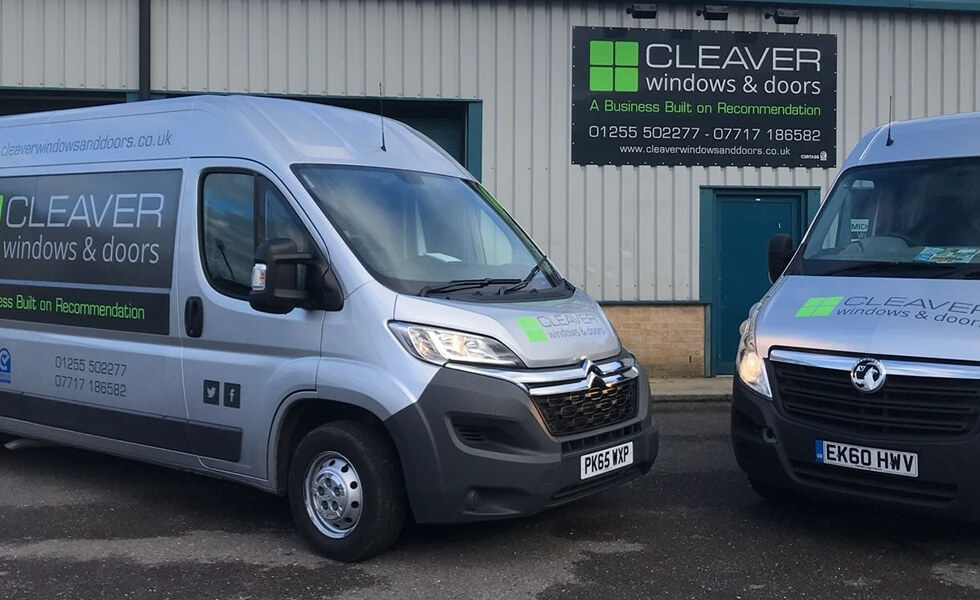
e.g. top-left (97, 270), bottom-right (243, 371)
top-left (223, 382), bottom-right (241, 409)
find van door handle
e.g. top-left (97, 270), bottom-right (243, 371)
top-left (185, 297), bottom-right (204, 338)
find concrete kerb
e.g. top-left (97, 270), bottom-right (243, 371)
top-left (650, 376), bottom-right (733, 403)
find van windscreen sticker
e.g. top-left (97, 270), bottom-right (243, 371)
top-left (518, 313), bottom-right (609, 342)
top-left (0, 170), bottom-right (182, 335)
top-left (913, 247), bottom-right (980, 264)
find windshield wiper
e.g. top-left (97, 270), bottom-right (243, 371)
top-left (420, 277), bottom-right (522, 297)
top-left (818, 262), bottom-right (957, 278)
top-left (503, 256), bottom-right (550, 294)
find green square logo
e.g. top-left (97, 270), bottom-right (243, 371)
top-left (590, 67), bottom-right (614, 92)
top-left (517, 317), bottom-right (549, 343)
top-left (795, 296), bottom-right (843, 318)
top-left (589, 40), bottom-right (639, 92)
top-left (614, 67), bottom-right (638, 92)
top-left (615, 41), bottom-right (639, 67)
top-left (590, 40), bottom-right (614, 66)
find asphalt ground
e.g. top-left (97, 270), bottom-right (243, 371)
top-left (2, 402), bottom-right (980, 600)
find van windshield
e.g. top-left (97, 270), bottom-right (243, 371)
top-left (293, 165), bottom-right (569, 299)
top-left (797, 158), bottom-right (980, 279)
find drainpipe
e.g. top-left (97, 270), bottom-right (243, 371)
top-left (138, 0), bottom-right (151, 100)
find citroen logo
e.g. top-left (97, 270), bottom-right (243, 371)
top-left (851, 358), bottom-right (886, 393)
top-left (582, 359), bottom-right (608, 389)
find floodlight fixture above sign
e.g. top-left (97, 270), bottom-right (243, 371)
top-left (697, 4), bottom-right (729, 21)
top-left (766, 7), bottom-right (801, 25)
top-left (626, 4), bottom-right (657, 19)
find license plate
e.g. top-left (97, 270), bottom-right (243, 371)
top-left (815, 440), bottom-right (918, 478)
top-left (580, 441), bottom-right (634, 480)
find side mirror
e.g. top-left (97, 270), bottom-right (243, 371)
top-left (249, 238), bottom-right (345, 314)
top-left (767, 234), bottom-right (795, 283)
top-left (249, 239), bottom-right (309, 314)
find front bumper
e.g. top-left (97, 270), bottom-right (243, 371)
top-left (732, 375), bottom-right (980, 520)
top-left (386, 358), bottom-right (659, 524)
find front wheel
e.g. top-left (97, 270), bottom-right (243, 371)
top-left (288, 420), bottom-right (407, 562)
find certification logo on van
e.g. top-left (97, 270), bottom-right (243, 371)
top-left (0, 348), bottom-right (12, 384)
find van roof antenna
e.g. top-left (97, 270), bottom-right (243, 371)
top-left (885, 95), bottom-right (895, 147)
top-left (379, 82), bottom-right (388, 152)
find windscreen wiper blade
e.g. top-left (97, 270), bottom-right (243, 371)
top-left (420, 277), bottom-right (522, 297)
top-left (503, 256), bottom-right (550, 294)
top-left (819, 262), bottom-right (956, 277)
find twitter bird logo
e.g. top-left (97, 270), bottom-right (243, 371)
top-left (203, 380), bottom-right (220, 405)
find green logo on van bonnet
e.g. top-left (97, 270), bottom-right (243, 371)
top-left (589, 40), bottom-right (639, 92)
top-left (517, 316), bottom-right (548, 342)
top-left (795, 296), bottom-right (843, 317)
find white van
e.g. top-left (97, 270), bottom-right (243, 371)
top-left (733, 111), bottom-right (980, 519)
top-left (0, 95), bottom-right (659, 561)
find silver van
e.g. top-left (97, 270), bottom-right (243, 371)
top-left (0, 95), bottom-right (659, 561)
top-left (733, 111), bottom-right (980, 519)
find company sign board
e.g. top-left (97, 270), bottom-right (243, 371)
top-left (0, 170), bottom-right (182, 335)
top-left (571, 27), bottom-right (838, 168)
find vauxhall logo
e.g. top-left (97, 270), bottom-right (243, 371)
top-left (851, 358), bottom-right (886, 393)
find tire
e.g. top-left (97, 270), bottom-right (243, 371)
top-left (749, 477), bottom-right (799, 504)
top-left (288, 420), bottom-right (407, 562)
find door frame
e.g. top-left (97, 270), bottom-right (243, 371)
top-left (699, 186), bottom-right (821, 376)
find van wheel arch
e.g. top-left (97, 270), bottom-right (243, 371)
top-left (273, 398), bottom-right (404, 497)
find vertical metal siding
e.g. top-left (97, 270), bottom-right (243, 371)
top-left (145, 0), bottom-right (980, 301)
top-left (22, 0), bottom-right (970, 302)
top-left (0, 0), bottom-right (136, 89)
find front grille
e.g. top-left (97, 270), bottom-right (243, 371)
top-left (790, 460), bottom-right (958, 507)
top-left (453, 426), bottom-right (489, 445)
top-left (773, 361), bottom-right (980, 440)
top-left (532, 379), bottom-right (638, 437)
top-left (562, 422), bottom-right (642, 454)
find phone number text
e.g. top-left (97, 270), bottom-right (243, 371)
top-left (586, 125), bottom-right (822, 142)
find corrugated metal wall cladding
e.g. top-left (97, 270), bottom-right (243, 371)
top-left (6, 1), bottom-right (977, 301)
top-left (146, 1), bottom-right (980, 301)
top-left (0, 0), bottom-right (136, 89)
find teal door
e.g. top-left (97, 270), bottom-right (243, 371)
top-left (713, 194), bottom-right (801, 374)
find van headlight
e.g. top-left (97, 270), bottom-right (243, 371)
top-left (736, 303), bottom-right (772, 399)
top-left (389, 322), bottom-right (523, 367)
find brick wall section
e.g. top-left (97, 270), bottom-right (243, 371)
top-left (601, 305), bottom-right (705, 378)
